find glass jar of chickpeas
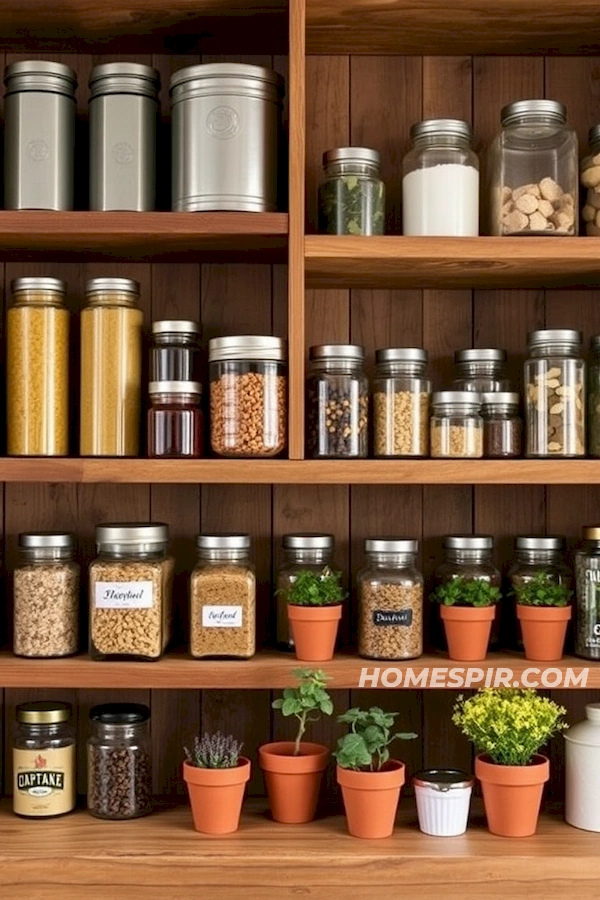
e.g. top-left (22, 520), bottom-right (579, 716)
top-left (373, 348), bottom-right (430, 457)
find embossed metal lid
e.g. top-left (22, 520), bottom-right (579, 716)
top-left (209, 335), bottom-right (286, 362)
top-left (17, 701), bottom-right (71, 724)
top-left (5, 60), bottom-right (77, 98)
top-left (89, 63), bottom-right (160, 100)
top-left (283, 534), bottom-right (334, 550)
top-left (365, 538), bottom-right (418, 554)
top-left (501, 99), bottom-right (566, 127)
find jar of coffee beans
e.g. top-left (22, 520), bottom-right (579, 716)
top-left (525, 329), bottom-right (585, 458)
top-left (481, 392), bottom-right (522, 458)
top-left (373, 348), bottom-right (430, 457)
top-left (358, 538), bottom-right (423, 660)
top-left (87, 703), bottom-right (152, 819)
top-left (307, 344), bottom-right (368, 458)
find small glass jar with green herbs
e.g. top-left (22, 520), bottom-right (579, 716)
top-left (318, 147), bottom-right (385, 235)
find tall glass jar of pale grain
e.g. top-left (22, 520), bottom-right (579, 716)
top-left (7, 277), bottom-right (69, 456)
top-left (80, 277), bottom-right (143, 456)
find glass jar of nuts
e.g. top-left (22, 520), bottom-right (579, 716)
top-left (307, 344), bottom-right (369, 458)
top-left (489, 99), bottom-right (578, 236)
top-left (373, 348), bottom-right (430, 457)
top-left (581, 126), bottom-right (600, 236)
top-left (358, 538), bottom-right (423, 660)
top-left (430, 391), bottom-right (483, 458)
top-left (453, 348), bottom-right (509, 393)
top-left (525, 329), bottom-right (585, 458)
top-left (209, 336), bottom-right (287, 458)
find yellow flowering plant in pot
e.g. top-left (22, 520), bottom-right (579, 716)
top-left (453, 689), bottom-right (566, 837)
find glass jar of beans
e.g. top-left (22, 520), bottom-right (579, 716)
top-left (430, 391), bottom-right (483, 458)
top-left (307, 344), bottom-right (368, 458)
top-left (358, 538), bottom-right (423, 660)
top-left (209, 336), bottom-right (287, 457)
top-left (373, 348), bottom-right (430, 457)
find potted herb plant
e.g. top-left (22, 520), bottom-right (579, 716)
top-left (283, 567), bottom-right (347, 661)
top-left (259, 668), bottom-right (333, 824)
top-left (433, 576), bottom-right (501, 661)
top-left (334, 706), bottom-right (417, 839)
top-left (453, 688), bottom-right (566, 837)
top-left (183, 731), bottom-right (250, 834)
top-left (514, 572), bottom-right (572, 661)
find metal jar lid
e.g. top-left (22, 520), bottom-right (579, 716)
top-left (196, 533), bottom-right (251, 550)
top-left (323, 147), bottom-right (380, 168)
top-left (582, 526), bottom-right (600, 542)
top-left (11, 277), bottom-right (66, 295)
top-left (170, 63), bottom-right (284, 105)
top-left (283, 533), bottom-right (334, 550)
top-left (413, 768), bottom-right (474, 791)
top-left (501, 99), bottom-right (566, 128)
top-left (309, 344), bottom-right (365, 362)
top-left (17, 700), bottom-right (71, 725)
top-left (89, 63), bottom-right (160, 100)
top-left (90, 703), bottom-right (150, 725)
top-left (209, 335), bottom-right (286, 362)
top-left (19, 532), bottom-right (74, 550)
top-left (455, 348), bottom-right (506, 365)
top-left (365, 538), bottom-right (418, 554)
top-left (481, 391), bottom-right (520, 408)
top-left (95, 523), bottom-right (169, 549)
top-left (375, 348), bottom-right (428, 365)
top-left (515, 535), bottom-right (564, 551)
top-left (85, 277), bottom-right (140, 297)
top-left (149, 381), bottom-right (202, 396)
top-left (432, 391), bottom-right (482, 411)
top-left (4, 60), bottom-right (77, 98)
top-left (410, 119), bottom-right (473, 143)
top-left (528, 329), bottom-right (582, 349)
top-left (152, 320), bottom-right (201, 336)
top-left (443, 535), bottom-right (493, 550)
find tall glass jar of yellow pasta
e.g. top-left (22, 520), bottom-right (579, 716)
top-left (80, 278), bottom-right (143, 456)
top-left (7, 277), bottom-right (69, 456)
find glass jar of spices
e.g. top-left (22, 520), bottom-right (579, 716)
top-left (319, 147), bottom-right (385, 235)
top-left (87, 703), bottom-right (152, 819)
top-left (373, 348), bottom-right (430, 457)
top-left (453, 348), bottom-right (509, 393)
top-left (7, 277), bottom-right (69, 457)
top-left (13, 532), bottom-right (79, 658)
top-left (147, 381), bottom-right (203, 458)
top-left (581, 126), bottom-right (600, 236)
top-left (150, 319), bottom-right (201, 382)
top-left (588, 336), bottom-right (600, 457)
top-left (276, 533), bottom-right (335, 651)
top-left (481, 392), bottom-right (522, 458)
top-left (13, 701), bottom-right (76, 818)
top-left (575, 527), bottom-right (600, 660)
top-left (430, 392), bottom-right (483, 458)
top-left (525, 329), bottom-right (585, 458)
top-left (307, 344), bottom-right (369, 458)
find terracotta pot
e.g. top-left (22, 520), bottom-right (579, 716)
top-left (183, 757), bottom-right (251, 835)
top-left (287, 604), bottom-right (342, 661)
top-left (336, 761), bottom-right (405, 839)
top-left (516, 604), bottom-right (572, 662)
top-left (440, 604), bottom-right (495, 661)
top-left (258, 741), bottom-right (330, 824)
top-left (475, 753), bottom-right (550, 837)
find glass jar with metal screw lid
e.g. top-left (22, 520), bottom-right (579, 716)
top-left (402, 119), bottom-right (479, 236)
top-left (373, 348), bottom-right (431, 457)
top-left (430, 392), bottom-right (483, 458)
top-left (436, 535), bottom-right (500, 591)
top-left (581, 126), bottom-right (600, 235)
top-left (575, 527), bottom-right (600, 660)
top-left (150, 320), bottom-right (202, 382)
top-left (453, 348), bottom-right (509, 393)
top-left (147, 381), bottom-right (204, 458)
top-left (276, 534), bottom-right (335, 651)
top-left (13, 701), bottom-right (76, 818)
top-left (588, 336), bottom-right (600, 457)
top-left (489, 99), bottom-right (578, 235)
top-left (358, 538), bottom-right (423, 660)
top-left (508, 535), bottom-right (570, 650)
top-left (319, 147), bottom-right (385, 235)
top-left (525, 329), bottom-right (585, 458)
top-left (13, 532), bottom-right (80, 658)
top-left (307, 344), bottom-right (369, 458)
top-left (87, 703), bottom-right (152, 820)
top-left (481, 392), bottom-right (522, 458)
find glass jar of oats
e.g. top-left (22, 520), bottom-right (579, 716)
top-left (89, 523), bottom-right (174, 661)
top-left (190, 534), bottom-right (256, 659)
top-left (358, 538), bottom-right (423, 660)
top-left (14, 532), bottom-right (80, 658)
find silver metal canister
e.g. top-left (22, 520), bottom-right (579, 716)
top-left (170, 63), bottom-right (283, 212)
top-left (89, 63), bottom-right (160, 211)
top-left (4, 61), bottom-right (77, 210)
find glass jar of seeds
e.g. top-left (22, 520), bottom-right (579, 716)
top-left (588, 336), bottom-right (600, 457)
top-left (319, 147), bottom-right (385, 235)
top-left (430, 391), bottom-right (483, 458)
top-left (13, 532), bottom-right (80, 658)
top-left (481, 392), bottom-right (522, 458)
top-left (453, 348), bottom-right (509, 393)
top-left (190, 534), bottom-right (256, 659)
top-left (89, 523), bottom-right (174, 661)
top-left (87, 703), bottom-right (152, 820)
top-left (358, 538), bottom-right (423, 660)
top-left (307, 344), bottom-right (369, 458)
top-left (525, 329), bottom-right (585, 458)
top-left (373, 348), bottom-right (430, 457)
top-left (276, 533), bottom-right (335, 651)
top-left (575, 527), bottom-right (600, 660)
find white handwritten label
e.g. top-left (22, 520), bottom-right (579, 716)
top-left (95, 581), bottom-right (154, 609)
top-left (202, 606), bottom-right (243, 628)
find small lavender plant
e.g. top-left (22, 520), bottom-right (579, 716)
top-left (184, 732), bottom-right (243, 769)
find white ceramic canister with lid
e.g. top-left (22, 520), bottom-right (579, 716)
top-left (413, 768), bottom-right (474, 836)
top-left (564, 703), bottom-right (600, 831)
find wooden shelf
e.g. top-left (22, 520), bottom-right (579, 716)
top-left (0, 650), bottom-right (594, 689)
top-left (0, 212), bottom-right (288, 262)
top-left (0, 800), bottom-right (595, 898)
top-left (305, 236), bottom-right (600, 290)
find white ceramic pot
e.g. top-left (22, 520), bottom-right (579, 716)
top-left (413, 769), bottom-right (473, 836)
top-left (565, 702), bottom-right (600, 832)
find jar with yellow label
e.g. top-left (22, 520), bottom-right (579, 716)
top-left (13, 701), bottom-right (76, 818)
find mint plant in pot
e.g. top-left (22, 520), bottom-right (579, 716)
top-left (453, 689), bottom-right (566, 837)
top-left (282, 567), bottom-right (347, 661)
top-left (514, 572), bottom-right (572, 662)
top-left (259, 668), bottom-right (333, 824)
top-left (183, 732), bottom-right (250, 834)
top-left (334, 706), bottom-right (417, 839)
top-left (433, 576), bottom-right (501, 661)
